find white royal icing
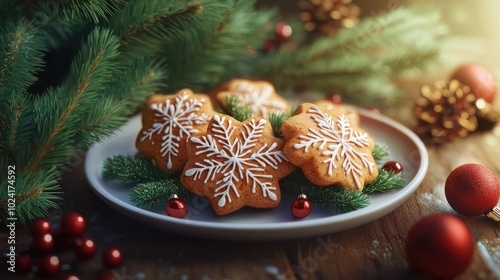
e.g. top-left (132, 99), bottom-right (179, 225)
top-left (232, 81), bottom-right (287, 117)
top-left (140, 91), bottom-right (209, 169)
top-left (185, 115), bottom-right (287, 207)
top-left (293, 105), bottom-right (374, 189)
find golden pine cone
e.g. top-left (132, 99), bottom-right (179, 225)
top-left (413, 80), bottom-right (478, 144)
top-left (298, 0), bottom-right (360, 36)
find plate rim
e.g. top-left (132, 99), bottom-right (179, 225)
top-left (84, 108), bottom-right (428, 239)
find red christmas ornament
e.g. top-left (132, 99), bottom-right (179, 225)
top-left (451, 64), bottom-right (496, 103)
top-left (30, 219), bottom-right (51, 236)
top-left (263, 21), bottom-right (292, 51)
top-left (445, 163), bottom-right (500, 219)
top-left (60, 212), bottom-right (87, 236)
top-left (291, 194), bottom-right (312, 219)
top-left (382, 161), bottom-right (403, 173)
top-left (32, 233), bottom-right (54, 253)
top-left (37, 255), bottom-right (61, 278)
top-left (102, 247), bottom-right (123, 268)
top-left (325, 93), bottom-right (342, 104)
top-left (63, 275), bottom-right (80, 280)
top-left (406, 214), bottom-right (474, 279)
top-left (17, 252), bottom-right (32, 273)
top-left (165, 195), bottom-right (188, 218)
top-left (73, 236), bottom-right (97, 259)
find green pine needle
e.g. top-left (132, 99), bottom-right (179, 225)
top-left (372, 143), bottom-right (390, 162)
top-left (223, 95), bottom-right (253, 122)
top-left (268, 110), bottom-right (292, 139)
top-left (102, 155), bottom-right (170, 183)
top-left (363, 169), bottom-right (406, 195)
top-left (280, 170), bottom-right (370, 212)
top-left (130, 179), bottom-right (193, 209)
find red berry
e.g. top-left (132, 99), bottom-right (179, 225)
top-left (60, 212), bottom-right (87, 236)
top-left (382, 161), bottom-right (403, 173)
top-left (102, 247), bottom-right (123, 268)
top-left (165, 198), bottom-right (188, 218)
top-left (63, 275), bottom-right (80, 280)
top-left (445, 163), bottom-right (500, 216)
top-left (275, 21), bottom-right (292, 42)
top-left (291, 194), bottom-right (312, 219)
top-left (17, 252), bottom-right (32, 273)
top-left (32, 233), bottom-right (54, 254)
top-left (325, 93), bottom-right (342, 104)
top-left (37, 255), bottom-right (60, 278)
top-left (73, 236), bottom-right (97, 259)
top-left (30, 219), bottom-right (51, 236)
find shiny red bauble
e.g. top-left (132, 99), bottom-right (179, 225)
top-left (73, 236), bottom-right (97, 259)
top-left (60, 212), bottom-right (87, 236)
top-left (445, 163), bottom-right (500, 216)
top-left (30, 219), bottom-right (51, 236)
top-left (165, 197), bottom-right (188, 218)
top-left (63, 275), bottom-right (80, 280)
top-left (37, 255), bottom-right (61, 278)
top-left (291, 194), bottom-right (312, 219)
top-left (382, 161), bottom-right (403, 173)
top-left (102, 247), bottom-right (123, 268)
top-left (406, 214), bottom-right (474, 279)
top-left (451, 64), bottom-right (496, 103)
top-left (32, 233), bottom-right (54, 253)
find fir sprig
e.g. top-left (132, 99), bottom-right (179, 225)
top-left (222, 95), bottom-right (253, 122)
top-left (102, 155), bottom-right (170, 183)
top-left (280, 170), bottom-right (370, 212)
top-left (362, 169), bottom-right (406, 195)
top-left (130, 180), bottom-right (194, 209)
top-left (268, 110), bottom-right (293, 139)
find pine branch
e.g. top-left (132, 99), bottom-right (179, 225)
top-left (0, 19), bottom-right (47, 92)
top-left (362, 169), bottom-right (405, 195)
top-left (111, 0), bottom-right (211, 55)
top-left (167, 1), bottom-right (276, 90)
top-left (222, 95), bottom-right (253, 122)
top-left (0, 168), bottom-right (60, 224)
top-left (372, 143), bottom-right (389, 162)
top-left (268, 110), bottom-right (293, 139)
top-left (102, 155), bottom-right (170, 183)
top-left (0, 90), bottom-right (34, 168)
top-left (26, 28), bottom-right (120, 172)
top-left (281, 170), bottom-right (370, 212)
top-left (130, 180), bottom-right (194, 209)
top-left (52, 0), bottom-right (124, 23)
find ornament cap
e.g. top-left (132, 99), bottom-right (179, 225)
top-left (168, 194), bottom-right (179, 200)
top-left (297, 193), bottom-right (307, 199)
top-left (486, 206), bottom-right (500, 222)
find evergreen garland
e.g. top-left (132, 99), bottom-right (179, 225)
top-left (0, 0), bottom-right (441, 223)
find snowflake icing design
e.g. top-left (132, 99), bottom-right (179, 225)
top-left (293, 105), bottom-right (375, 189)
top-left (140, 92), bottom-right (210, 169)
top-left (184, 115), bottom-right (288, 207)
top-left (233, 82), bottom-right (287, 117)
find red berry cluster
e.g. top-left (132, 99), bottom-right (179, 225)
top-left (16, 212), bottom-right (123, 279)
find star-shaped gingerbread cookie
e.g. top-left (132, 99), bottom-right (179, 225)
top-left (136, 89), bottom-right (215, 173)
top-left (282, 103), bottom-right (378, 191)
top-left (212, 79), bottom-right (290, 118)
top-left (181, 114), bottom-right (295, 215)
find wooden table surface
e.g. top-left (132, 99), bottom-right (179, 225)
top-left (2, 38), bottom-right (500, 280)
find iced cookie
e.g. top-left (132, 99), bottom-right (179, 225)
top-left (181, 114), bottom-right (295, 215)
top-left (136, 89), bottom-right (216, 173)
top-left (212, 79), bottom-right (290, 118)
top-left (282, 103), bottom-right (378, 190)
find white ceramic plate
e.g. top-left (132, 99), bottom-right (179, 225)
top-left (85, 109), bottom-right (428, 241)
